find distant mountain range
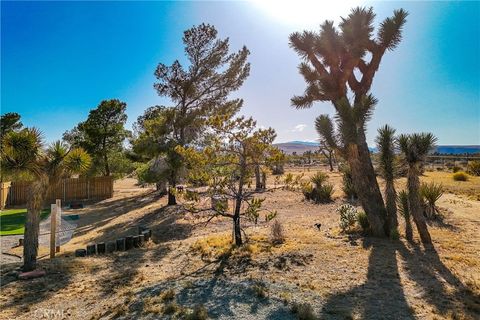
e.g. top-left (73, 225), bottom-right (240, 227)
top-left (274, 141), bottom-right (480, 155)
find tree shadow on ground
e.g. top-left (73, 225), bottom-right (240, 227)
top-left (89, 204), bottom-right (194, 298)
top-left (0, 257), bottom-right (74, 318)
top-left (320, 238), bottom-right (414, 319)
top-left (320, 238), bottom-right (479, 319)
top-left (72, 190), bottom-right (162, 239)
top-left (397, 243), bottom-right (480, 318)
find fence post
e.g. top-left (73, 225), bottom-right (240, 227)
top-left (50, 202), bottom-right (57, 259)
top-left (56, 199), bottom-right (61, 253)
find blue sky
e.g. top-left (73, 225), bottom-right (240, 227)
top-left (1, 1), bottom-right (479, 145)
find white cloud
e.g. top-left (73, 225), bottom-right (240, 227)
top-left (291, 124), bottom-right (307, 132)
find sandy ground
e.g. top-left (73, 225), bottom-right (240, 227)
top-left (0, 170), bottom-right (479, 320)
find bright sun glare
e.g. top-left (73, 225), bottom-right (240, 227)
top-left (252, 0), bottom-right (362, 27)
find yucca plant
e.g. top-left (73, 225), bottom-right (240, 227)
top-left (397, 190), bottom-right (413, 241)
top-left (310, 171), bottom-right (328, 188)
top-left (375, 125), bottom-right (399, 234)
top-left (420, 182), bottom-right (443, 219)
top-left (339, 164), bottom-right (357, 201)
top-left (305, 171), bottom-right (334, 203)
top-left (1, 130), bottom-right (91, 271)
top-left (398, 132), bottom-right (437, 245)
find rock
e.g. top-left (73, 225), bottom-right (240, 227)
top-left (116, 238), bottom-right (126, 251)
top-left (106, 242), bottom-right (116, 253)
top-left (139, 234), bottom-right (145, 245)
top-left (86, 244), bottom-right (96, 256)
top-left (125, 236), bottom-right (133, 250)
top-left (133, 236), bottom-right (140, 248)
top-left (18, 269), bottom-right (46, 280)
top-left (142, 230), bottom-right (150, 242)
top-left (138, 225), bottom-right (148, 235)
top-left (97, 243), bottom-right (106, 254)
top-left (75, 249), bottom-right (87, 257)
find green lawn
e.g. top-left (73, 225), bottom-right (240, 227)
top-left (0, 208), bottom-right (50, 236)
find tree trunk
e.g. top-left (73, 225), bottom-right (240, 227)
top-left (407, 167), bottom-right (432, 245)
top-left (254, 165), bottom-right (262, 190)
top-left (328, 151), bottom-right (334, 171)
top-left (233, 196), bottom-right (242, 246)
top-left (104, 154), bottom-right (110, 176)
top-left (167, 188), bottom-right (176, 205)
top-left (347, 140), bottom-right (387, 237)
top-left (102, 137), bottom-right (110, 176)
top-left (23, 178), bottom-right (49, 271)
top-left (385, 181), bottom-right (398, 234)
top-left (167, 175), bottom-right (176, 205)
top-left (405, 218), bottom-right (413, 242)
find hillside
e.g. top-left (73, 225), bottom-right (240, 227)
top-left (274, 141), bottom-right (480, 155)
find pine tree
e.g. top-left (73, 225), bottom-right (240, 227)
top-left (135, 24), bottom-right (250, 205)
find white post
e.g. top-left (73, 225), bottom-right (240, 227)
top-left (56, 199), bottom-right (61, 253)
top-left (50, 203), bottom-right (56, 259)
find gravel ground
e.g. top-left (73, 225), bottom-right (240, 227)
top-left (0, 235), bottom-right (22, 265)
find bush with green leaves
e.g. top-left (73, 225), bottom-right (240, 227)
top-left (290, 302), bottom-right (317, 320)
top-left (420, 182), bottom-right (443, 219)
top-left (467, 160), bottom-right (480, 176)
top-left (453, 171), bottom-right (469, 181)
top-left (337, 204), bottom-right (357, 232)
top-left (339, 164), bottom-right (357, 200)
top-left (452, 166), bottom-right (462, 173)
top-left (302, 172), bottom-right (333, 203)
top-left (356, 211), bottom-right (370, 233)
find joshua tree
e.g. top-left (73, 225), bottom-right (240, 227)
top-left (398, 133), bottom-right (437, 245)
top-left (315, 115), bottom-right (336, 171)
top-left (375, 125), bottom-right (399, 235)
top-left (290, 7), bottom-right (408, 236)
top-left (397, 190), bottom-right (413, 241)
top-left (1, 129), bottom-right (91, 271)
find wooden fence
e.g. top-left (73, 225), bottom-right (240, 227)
top-left (0, 176), bottom-right (114, 208)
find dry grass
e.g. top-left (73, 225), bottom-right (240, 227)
top-left (1, 171), bottom-right (479, 320)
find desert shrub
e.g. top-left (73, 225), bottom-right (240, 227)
top-left (467, 160), bottom-right (480, 176)
top-left (284, 172), bottom-right (304, 190)
top-left (163, 303), bottom-right (180, 315)
top-left (270, 220), bottom-right (285, 245)
top-left (453, 171), bottom-right (469, 181)
top-left (291, 302), bottom-right (317, 320)
top-left (310, 171), bottom-right (328, 187)
top-left (389, 228), bottom-right (400, 240)
top-left (356, 211), bottom-right (370, 233)
top-left (337, 204), bottom-right (357, 232)
top-left (452, 166), bottom-right (462, 173)
top-left (420, 182), bottom-right (444, 219)
top-left (271, 164), bottom-right (285, 175)
top-left (160, 289), bottom-right (175, 302)
top-left (185, 305), bottom-right (209, 320)
top-left (303, 184), bottom-right (333, 204)
top-left (251, 282), bottom-right (268, 299)
top-left (340, 165), bottom-right (357, 200)
top-left (302, 172), bottom-right (333, 203)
